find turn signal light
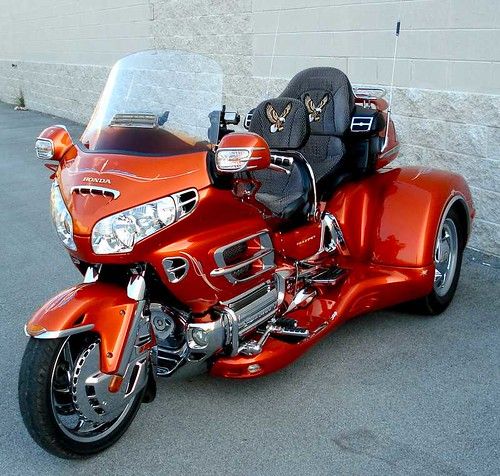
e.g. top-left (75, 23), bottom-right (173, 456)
top-left (25, 323), bottom-right (47, 337)
top-left (35, 139), bottom-right (54, 159)
top-left (215, 132), bottom-right (271, 173)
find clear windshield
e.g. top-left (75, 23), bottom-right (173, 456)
top-left (80, 50), bottom-right (223, 156)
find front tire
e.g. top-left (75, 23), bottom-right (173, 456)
top-left (19, 336), bottom-right (144, 459)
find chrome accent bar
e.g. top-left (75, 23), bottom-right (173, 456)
top-left (26, 323), bottom-right (95, 339)
top-left (162, 257), bottom-right (189, 283)
top-left (117, 300), bottom-right (146, 375)
top-left (306, 267), bottom-right (346, 286)
top-left (71, 185), bottom-right (120, 199)
top-left (379, 144), bottom-right (400, 159)
top-left (222, 307), bottom-right (239, 356)
top-left (352, 85), bottom-right (387, 100)
top-left (268, 163), bottom-right (291, 174)
top-left (284, 288), bottom-right (316, 315)
top-left (110, 113), bottom-right (158, 128)
top-left (331, 215), bottom-right (347, 252)
top-left (213, 230), bottom-right (275, 284)
top-left (127, 272), bottom-right (146, 301)
top-left (83, 264), bottom-right (102, 283)
top-left (350, 116), bottom-right (374, 132)
top-left (172, 188), bottom-right (199, 220)
top-left (210, 249), bottom-right (273, 277)
top-left (275, 269), bottom-right (293, 307)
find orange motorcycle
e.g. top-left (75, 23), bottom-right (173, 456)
top-left (19, 50), bottom-right (474, 458)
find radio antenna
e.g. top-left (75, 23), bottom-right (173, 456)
top-left (383, 20), bottom-right (401, 151)
top-left (265, 1), bottom-right (284, 98)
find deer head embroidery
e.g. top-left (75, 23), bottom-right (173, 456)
top-left (304, 94), bottom-right (329, 122)
top-left (266, 102), bottom-right (292, 133)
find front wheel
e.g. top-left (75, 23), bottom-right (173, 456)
top-left (19, 335), bottom-right (144, 459)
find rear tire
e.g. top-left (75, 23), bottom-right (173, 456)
top-left (409, 207), bottom-right (465, 315)
top-left (19, 336), bottom-right (144, 459)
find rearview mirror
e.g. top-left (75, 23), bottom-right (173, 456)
top-left (215, 133), bottom-right (271, 173)
top-left (35, 125), bottom-right (75, 161)
top-left (222, 111), bottom-right (240, 126)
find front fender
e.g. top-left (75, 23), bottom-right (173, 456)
top-left (328, 167), bottom-right (474, 267)
top-left (26, 282), bottom-right (138, 374)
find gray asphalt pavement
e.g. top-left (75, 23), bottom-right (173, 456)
top-left (0, 101), bottom-right (499, 475)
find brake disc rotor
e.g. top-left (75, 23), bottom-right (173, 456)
top-left (71, 341), bottom-right (129, 424)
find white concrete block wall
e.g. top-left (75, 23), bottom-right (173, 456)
top-left (0, 0), bottom-right (154, 121)
top-left (0, 0), bottom-right (498, 255)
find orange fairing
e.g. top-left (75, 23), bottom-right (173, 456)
top-left (57, 148), bottom-right (212, 237)
top-left (327, 166), bottom-right (474, 267)
top-left (27, 283), bottom-right (138, 374)
top-left (211, 262), bottom-right (434, 379)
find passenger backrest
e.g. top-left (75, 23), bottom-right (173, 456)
top-left (280, 67), bottom-right (355, 186)
top-left (249, 97), bottom-right (309, 149)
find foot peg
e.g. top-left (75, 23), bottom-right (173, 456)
top-left (306, 266), bottom-right (346, 286)
top-left (238, 320), bottom-right (309, 356)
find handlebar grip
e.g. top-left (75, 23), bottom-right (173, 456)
top-left (270, 155), bottom-right (293, 167)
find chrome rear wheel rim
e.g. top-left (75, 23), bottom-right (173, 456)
top-left (433, 217), bottom-right (458, 297)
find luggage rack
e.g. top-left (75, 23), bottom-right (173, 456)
top-left (352, 86), bottom-right (387, 108)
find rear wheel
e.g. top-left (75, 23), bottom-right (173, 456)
top-left (411, 207), bottom-right (465, 315)
top-left (19, 335), bottom-right (145, 459)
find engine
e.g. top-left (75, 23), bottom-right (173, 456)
top-left (150, 278), bottom-right (284, 377)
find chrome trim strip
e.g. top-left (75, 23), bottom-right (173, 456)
top-left (437, 194), bottom-right (472, 244)
top-left (293, 151), bottom-right (317, 218)
top-left (172, 188), bottom-right (199, 220)
top-left (222, 307), bottom-right (239, 356)
top-left (71, 185), bottom-right (120, 199)
top-left (221, 280), bottom-right (272, 307)
top-left (379, 144), bottom-right (400, 159)
top-left (83, 264), bottom-right (102, 283)
top-left (118, 300), bottom-right (146, 375)
top-left (29, 324), bottom-right (95, 339)
top-left (212, 230), bottom-right (275, 283)
top-left (352, 85), bottom-right (387, 100)
top-left (210, 249), bottom-right (274, 277)
top-left (127, 273), bottom-right (146, 301)
top-left (268, 163), bottom-right (291, 174)
top-left (162, 256), bottom-right (190, 283)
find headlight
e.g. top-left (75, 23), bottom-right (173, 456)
top-left (92, 196), bottom-right (176, 254)
top-left (50, 182), bottom-right (76, 250)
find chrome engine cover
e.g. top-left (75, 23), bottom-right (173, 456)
top-left (222, 281), bottom-right (279, 336)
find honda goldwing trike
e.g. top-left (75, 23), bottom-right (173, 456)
top-left (19, 50), bottom-right (474, 458)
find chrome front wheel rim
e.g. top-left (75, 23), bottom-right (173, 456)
top-left (50, 337), bottom-right (136, 443)
top-left (433, 217), bottom-right (459, 297)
